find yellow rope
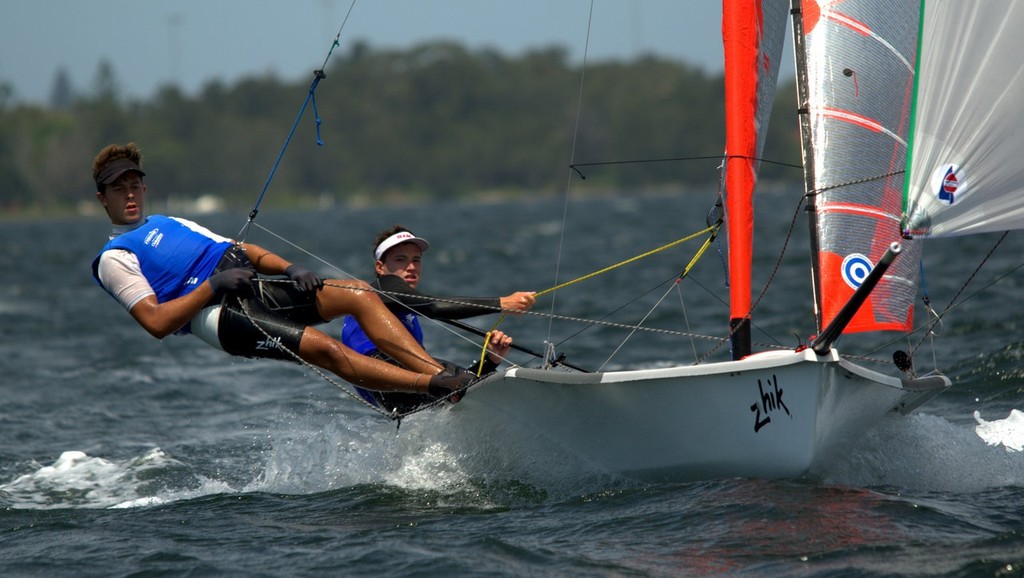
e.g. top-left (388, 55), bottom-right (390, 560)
top-left (535, 224), bottom-right (718, 298)
top-left (475, 330), bottom-right (494, 377)
top-left (679, 227), bottom-right (718, 280)
top-left (474, 223), bottom-right (721, 372)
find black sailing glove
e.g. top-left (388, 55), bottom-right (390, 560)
top-left (427, 361), bottom-right (477, 403)
top-left (427, 374), bottom-right (470, 403)
top-left (285, 264), bottom-right (324, 292)
top-left (208, 268), bottom-right (255, 295)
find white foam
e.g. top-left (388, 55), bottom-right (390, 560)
top-left (252, 407), bottom-right (634, 500)
top-left (253, 411), bottom-right (477, 494)
top-left (0, 449), bottom-right (233, 510)
top-left (818, 410), bottom-right (1024, 491)
top-left (14, 406), bottom-right (1017, 509)
top-left (974, 409), bottom-right (1024, 452)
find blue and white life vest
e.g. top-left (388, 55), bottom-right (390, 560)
top-left (92, 215), bottom-right (232, 302)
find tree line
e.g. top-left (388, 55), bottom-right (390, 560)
top-left (0, 40), bottom-right (801, 215)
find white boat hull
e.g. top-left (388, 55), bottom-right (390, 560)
top-left (450, 348), bottom-right (949, 481)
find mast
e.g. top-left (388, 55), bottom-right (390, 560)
top-left (788, 0), bottom-right (823, 333)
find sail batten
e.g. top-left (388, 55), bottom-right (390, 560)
top-left (821, 107), bottom-right (907, 145)
top-left (819, 202), bottom-right (903, 222)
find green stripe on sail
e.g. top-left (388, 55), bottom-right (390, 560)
top-left (900, 0), bottom-right (927, 229)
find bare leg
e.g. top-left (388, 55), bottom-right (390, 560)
top-left (314, 280), bottom-right (442, 374)
top-left (298, 326), bottom-right (431, 392)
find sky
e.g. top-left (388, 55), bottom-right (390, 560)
top-left (1, 1), bottom-right (793, 106)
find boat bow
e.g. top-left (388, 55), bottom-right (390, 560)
top-left (452, 350), bottom-right (948, 480)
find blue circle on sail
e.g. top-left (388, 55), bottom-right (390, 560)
top-left (841, 253), bottom-right (873, 289)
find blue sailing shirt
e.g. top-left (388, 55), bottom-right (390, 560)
top-left (92, 215), bottom-right (232, 329)
top-left (341, 311), bottom-right (424, 355)
top-left (340, 274), bottom-right (500, 409)
top-left (341, 311), bottom-right (425, 406)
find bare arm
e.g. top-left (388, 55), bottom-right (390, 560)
top-left (239, 243), bottom-right (292, 276)
top-left (122, 244), bottom-right (271, 338)
top-left (128, 283), bottom-right (218, 339)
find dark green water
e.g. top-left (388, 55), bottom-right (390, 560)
top-left (2, 192), bottom-right (1023, 576)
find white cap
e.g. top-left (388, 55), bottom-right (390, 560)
top-left (374, 231), bottom-right (430, 261)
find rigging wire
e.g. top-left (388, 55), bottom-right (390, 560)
top-left (479, 225), bottom-right (721, 366)
top-left (545, 0), bottom-right (595, 350)
top-left (909, 231), bottom-right (1012, 357)
top-left (236, 0), bottom-right (358, 242)
top-left (691, 180), bottom-right (809, 364)
top-left (540, 0), bottom-right (772, 369)
top-left (570, 154), bottom-right (801, 180)
top-left (252, 224), bottom-right (647, 367)
top-left (597, 227), bottom-right (719, 370)
top-left (844, 232), bottom-right (1020, 372)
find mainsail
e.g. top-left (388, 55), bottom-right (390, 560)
top-left (904, 0), bottom-right (1024, 238)
top-left (722, 0), bottom-right (788, 358)
top-left (796, 0), bottom-right (923, 335)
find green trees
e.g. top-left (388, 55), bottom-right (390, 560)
top-left (0, 42), bottom-right (800, 214)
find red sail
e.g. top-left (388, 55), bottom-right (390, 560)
top-left (722, 0), bottom-right (787, 355)
top-left (798, 0), bottom-right (921, 334)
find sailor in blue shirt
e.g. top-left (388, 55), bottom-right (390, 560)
top-left (342, 225), bottom-right (536, 412)
top-left (91, 142), bottom-right (471, 400)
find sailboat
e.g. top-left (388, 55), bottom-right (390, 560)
top-left (439, 0), bottom-right (1024, 482)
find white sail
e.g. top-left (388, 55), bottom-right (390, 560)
top-left (904, 0), bottom-right (1024, 237)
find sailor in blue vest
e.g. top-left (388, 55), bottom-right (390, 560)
top-left (90, 142), bottom-right (471, 399)
top-left (342, 225), bottom-right (536, 412)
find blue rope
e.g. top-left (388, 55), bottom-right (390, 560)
top-left (245, 69), bottom-right (326, 228)
top-left (312, 85), bottom-right (325, 146)
top-left (238, 0), bottom-right (356, 239)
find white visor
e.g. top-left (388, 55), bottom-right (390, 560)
top-left (374, 231), bottom-right (430, 261)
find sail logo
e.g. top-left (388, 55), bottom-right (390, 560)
top-left (930, 163), bottom-right (961, 206)
top-left (841, 253), bottom-right (873, 289)
top-left (938, 165), bottom-right (958, 204)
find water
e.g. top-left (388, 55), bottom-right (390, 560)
top-left (3, 192), bottom-right (1024, 576)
